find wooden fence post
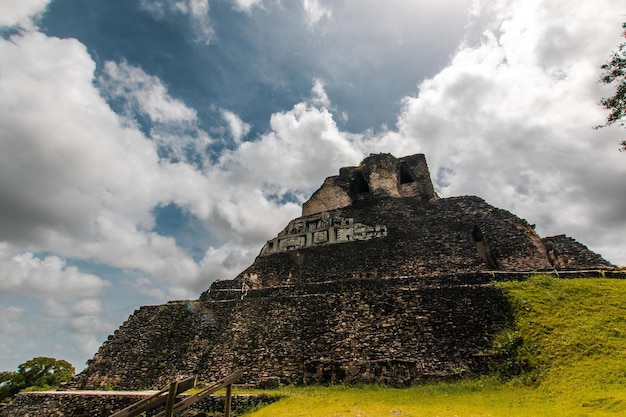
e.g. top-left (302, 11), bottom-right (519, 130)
top-left (225, 383), bottom-right (233, 417)
top-left (164, 379), bottom-right (179, 417)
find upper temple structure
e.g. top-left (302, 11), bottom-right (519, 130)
top-left (235, 153), bottom-right (612, 290)
top-left (73, 153), bottom-right (617, 390)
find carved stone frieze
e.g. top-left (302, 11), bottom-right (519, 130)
top-left (260, 211), bottom-right (387, 256)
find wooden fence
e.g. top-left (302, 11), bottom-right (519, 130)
top-left (110, 370), bottom-right (242, 417)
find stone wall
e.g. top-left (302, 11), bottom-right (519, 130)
top-left (239, 195), bottom-right (556, 289)
top-left (302, 153), bottom-right (438, 216)
top-left (199, 277), bottom-right (510, 386)
top-left (543, 235), bottom-right (614, 269)
top-left (1, 392), bottom-right (140, 417)
top-left (73, 302), bottom-right (217, 390)
top-left (1, 392), bottom-right (276, 417)
top-left (77, 274), bottom-right (512, 390)
top-left (301, 175), bottom-right (353, 216)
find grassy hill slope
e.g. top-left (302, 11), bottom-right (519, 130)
top-left (242, 276), bottom-right (626, 416)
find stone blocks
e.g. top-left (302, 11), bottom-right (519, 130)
top-left (72, 153), bottom-right (616, 391)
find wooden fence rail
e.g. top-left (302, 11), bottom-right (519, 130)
top-left (110, 376), bottom-right (196, 417)
top-left (109, 370), bottom-right (242, 417)
top-left (154, 370), bottom-right (242, 417)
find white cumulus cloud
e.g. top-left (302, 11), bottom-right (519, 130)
top-left (100, 61), bottom-right (198, 124)
top-left (139, 0), bottom-right (214, 43)
top-left (388, 0), bottom-right (626, 264)
top-left (0, 244), bottom-right (109, 300)
top-left (221, 109), bottom-right (251, 143)
top-left (0, 0), bottom-right (49, 28)
top-left (303, 0), bottom-right (332, 27)
top-left (229, 0), bottom-right (266, 13)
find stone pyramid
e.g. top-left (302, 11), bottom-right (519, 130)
top-left (75, 153), bottom-right (614, 390)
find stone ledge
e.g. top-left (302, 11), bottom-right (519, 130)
top-left (1, 392), bottom-right (278, 417)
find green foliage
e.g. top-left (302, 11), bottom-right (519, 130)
top-left (0, 357), bottom-right (75, 402)
top-left (488, 327), bottom-right (533, 381)
top-left (598, 22), bottom-right (626, 150)
top-left (0, 371), bottom-right (19, 402)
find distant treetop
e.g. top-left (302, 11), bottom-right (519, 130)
top-left (0, 357), bottom-right (74, 402)
top-left (598, 22), bottom-right (626, 151)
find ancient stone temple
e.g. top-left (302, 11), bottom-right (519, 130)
top-left (74, 153), bottom-right (614, 390)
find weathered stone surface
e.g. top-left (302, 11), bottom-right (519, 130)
top-left (259, 211), bottom-right (387, 257)
top-left (237, 195), bottom-right (561, 290)
top-left (75, 275), bottom-right (511, 390)
top-left (1, 392), bottom-right (141, 417)
top-left (543, 234), bottom-right (613, 269)
top-left (72, 153), bottom-right (615, 392)
top-left (301, 175), bottom-right (352, 216)
top-left (0, 391), bottom-right (276, 417)
top-left (302, 153), bottom-right (437, 216)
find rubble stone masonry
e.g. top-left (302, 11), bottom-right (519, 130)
top-left (71, 153), bottom-right (616, 391)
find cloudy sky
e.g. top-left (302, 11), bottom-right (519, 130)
top-left (1, 0), bottom-right (625, 372)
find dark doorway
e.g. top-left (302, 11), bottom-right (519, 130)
top-left (353, 171), bottom-right (370, 193)
top-left (399, 162), bottom-right (416, 184)
top-left (473, 226), bottom-right (498, 269)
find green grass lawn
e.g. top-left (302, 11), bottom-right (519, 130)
top-left (239, 276), bottom-right (626, 416)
